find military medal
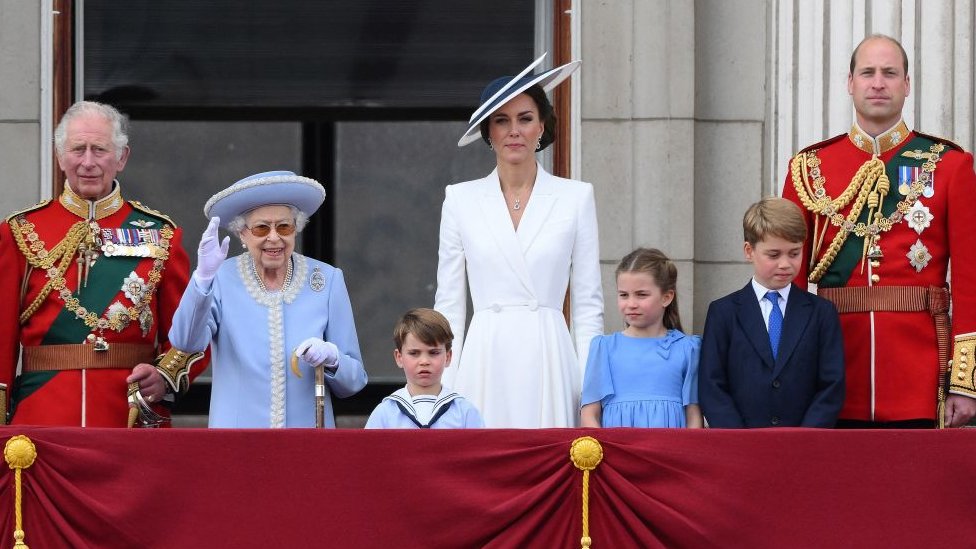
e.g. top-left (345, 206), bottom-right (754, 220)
top-left (906, 201), bottom-right (933, 235)
top-left (897, 165), bottom-right (917, 196)
top-left (101, 228), bottom-right (164, 258)
top-left (310, 267), bottom-right (326, 292)
top-left (907, 240), bottom-right (932, 272)
top-left (123, 271), bottom-right (147, 304)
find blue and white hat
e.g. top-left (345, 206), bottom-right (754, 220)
top-left (458, 52), bottom-right (581, 147)
top-left (203, 170), bottom-right (326, 226)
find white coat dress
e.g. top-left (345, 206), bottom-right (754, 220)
top-left (434, 164), bottom-right (604, 427)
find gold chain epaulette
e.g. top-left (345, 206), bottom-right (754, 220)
top-left (10, 214), bottom-right (174, 329)
top-left (128, 200), bottom-right (178, 229)
top-left (789, 142), bottom-right (945, 283)
top-left (948, 333), bottom-right (976, 398)
top-left (5, 199), bottom-right (52, 223)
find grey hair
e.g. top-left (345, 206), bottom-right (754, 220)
top-left (54, 101), bottom-right (130, 160)
top-left (227, 205), bottom-right (309, 243)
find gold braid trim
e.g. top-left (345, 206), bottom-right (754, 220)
top-left (789, 142), bottom-right (944, 283)
top-left (9, 215), bottom-right (173, 331)
top-left (154, 347), bottom-right (206, 394)
top-left (948, 333), bottom-right (976, 399)
top-left (10, 218), bottom-right (90, 323)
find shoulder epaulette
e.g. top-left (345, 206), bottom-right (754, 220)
top-left (5, 199), bottom-right (53, 223)
top-left (128, 200), bottom-right (178, 228)
top-left (797, 133), bottom-right (847, 154)
top-left (913, 130), bottom-right (964, 152)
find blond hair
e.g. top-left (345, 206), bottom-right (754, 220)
top-left (743, 197), bottom-right (807, 246)
top-left (393, 308), bottom-right (454, 351)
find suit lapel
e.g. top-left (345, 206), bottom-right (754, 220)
top-left (514, 164), bottom-right (558, 255)
top-left (734, 283), bottom-right (775, 370)
top-left (476, 170), bottom-right (535, 294)
top-left (772, 284), bottom-right (812, 377)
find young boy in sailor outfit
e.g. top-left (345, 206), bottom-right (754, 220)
top-left (365, 308), bottom-right (483, 429)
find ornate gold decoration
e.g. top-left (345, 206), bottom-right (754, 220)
top-left (948, 333), bottom-right (976, 399)
top-left (154, 347), bottom-right (206, 394)
top-left (570, 436), bottom-right (604, 549)
top-left (790, 140), bottom-right (944, 283)
top-left (10, 216), bottom-right (172, 332)
top-left (4, 435), bottom-right (37, 548)
top-left (848, 120), bottom-right (910, 155)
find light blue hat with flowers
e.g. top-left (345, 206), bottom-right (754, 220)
top-left (203, 170), bottom-right (326, 227)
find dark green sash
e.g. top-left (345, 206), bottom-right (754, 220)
top-left (818, 135), bottom-right (935, 288)
top-left (12, 208), bottom-right (164, 414)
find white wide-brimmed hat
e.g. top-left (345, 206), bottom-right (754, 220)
top-left (203, 170), bottom-right (326, 226)
top-left (458, 52), bottom-right (581, 147)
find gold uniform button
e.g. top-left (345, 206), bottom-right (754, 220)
top-left (870, 274), bottom-right (880, 283)
top-left (870, 260), bottom-right (880, 268)
top-left (959, 372), bottom-right (967, 380)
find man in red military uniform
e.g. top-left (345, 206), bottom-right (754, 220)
top-left (0, 101), bottom-right (204, 427)
top-left (782, 35), bottom-right (976, 428)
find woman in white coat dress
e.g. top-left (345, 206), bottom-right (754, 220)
top-left (435, 54), bottom-right (604, 428)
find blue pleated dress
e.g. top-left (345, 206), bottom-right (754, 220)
top-left (581, 330), bottom-right (700, 428)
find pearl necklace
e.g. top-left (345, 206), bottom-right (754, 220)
top-left (250, 254), bottom-right (294, 293)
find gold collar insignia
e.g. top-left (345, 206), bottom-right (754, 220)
top-left (848, 120), bottom-right (910, 155)
top-left (59, 181), bottom-right (124, 220)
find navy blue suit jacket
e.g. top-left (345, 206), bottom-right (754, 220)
top-left (698, 282), bottom-right (845, 428)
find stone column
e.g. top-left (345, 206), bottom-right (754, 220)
top-left (579, 0), bottom-right (697, 332)
top-left (0, 0), bottom-right (45, 215)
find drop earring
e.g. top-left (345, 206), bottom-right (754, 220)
top-left (536, 136), bottom-right (542, 151)
top-left (488, 139), bottom-right (494, 151)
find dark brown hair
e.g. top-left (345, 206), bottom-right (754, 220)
top-left (616, 248), bottom-right (683, 332)
top-left (393, 308), bottom-right (454, 351)
top-left (479, 84), bottom-right (558, 151)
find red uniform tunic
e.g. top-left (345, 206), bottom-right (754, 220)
top-left (783, 121), bottom-right (976, 421)
top-left (0, 183), bottom-right (195, 426)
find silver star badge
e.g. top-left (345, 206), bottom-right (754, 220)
top-left (905, 201), bottom-right (933, 235)
top-left (907, 240), bottom-right (932, 272)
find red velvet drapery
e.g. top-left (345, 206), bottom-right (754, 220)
top-left (1, 427), bottom-right (973, 548)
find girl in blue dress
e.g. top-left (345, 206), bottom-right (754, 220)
top-left (581, 248), bottom-right (702, 428)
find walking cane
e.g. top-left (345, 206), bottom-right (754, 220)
top-left (314, 365), bottom-right (325, 429)
top-left (291, 352), bottom-right (326, 428)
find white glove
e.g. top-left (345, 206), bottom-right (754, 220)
top-left (295, 338), bottom-right (340, 369)
top-left (194, 216), bottom-right (230, 287)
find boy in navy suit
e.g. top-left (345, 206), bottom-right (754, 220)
top-left (699, 197), bottom-right (845, 428)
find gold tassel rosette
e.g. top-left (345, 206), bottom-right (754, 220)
top-left (570, 436), bottom-right (604, 549)
top-left (4, 435), bottom-right (37, 548)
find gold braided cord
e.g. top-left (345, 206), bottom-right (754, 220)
top-left (10, 215), bottom-right (173, 331)
top-left (4, 435), bottom-right (37, 548)
top-left (790, 143), bottom-right (942, 283)
top-left (11, 219), bottom-right (89, 323)
top-left (570, 437), bottom-right (603, 549)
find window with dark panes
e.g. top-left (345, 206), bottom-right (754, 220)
top-left (82, 0), bottom-right (537, 424)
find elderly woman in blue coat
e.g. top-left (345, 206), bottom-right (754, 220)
top-left (169, 171), bottom-right (367, 427)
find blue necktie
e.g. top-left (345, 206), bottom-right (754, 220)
top-left (765, 291), bottom-right (783, 359)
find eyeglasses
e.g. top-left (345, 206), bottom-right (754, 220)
top-left (244, 222), bottom-right (296, 237)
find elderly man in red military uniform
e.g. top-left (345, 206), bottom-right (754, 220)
top-left (782, 34), bottom-right (976, 428)
top-left (0, 101), bottom-right (204, 427)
